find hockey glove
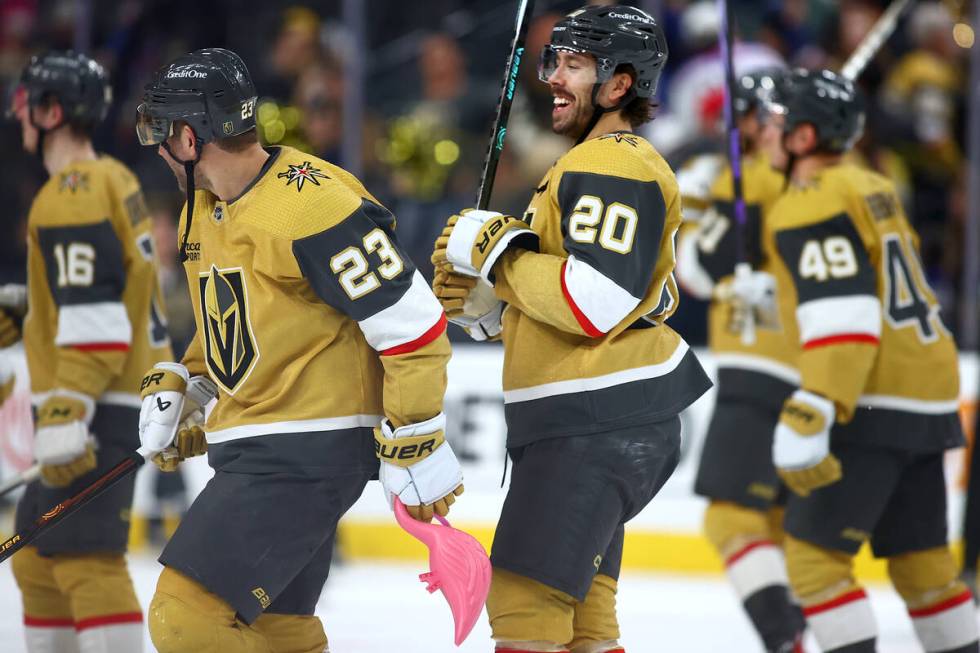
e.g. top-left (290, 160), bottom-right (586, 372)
top-left (154, 375), bottom-right (218, 472)
top-left (773, 390), bottom-right (842, 497)
top-left (375, 412), bottom-right (464, 522)
top-left (433, 210), bottom-right (538, 285)
top-left (138, 363), bottom-right (188, 464)
top-left (717, 269), bottom-right (779, 335)
top-left (0, 357), bottom-right (13, 407)
top-left (0, 310), bottom-right (20, 348)
top-left (0, 284), bottom-right (27, 348)
top-left (35, 393), bottom-right (97, 487)
top-left (432, 269), bottom-right (503, 341)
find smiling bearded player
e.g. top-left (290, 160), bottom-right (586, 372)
top-left (432, 7), bottom-right (711, 653)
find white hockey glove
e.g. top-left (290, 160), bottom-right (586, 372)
top-left (432, 210), bottom-right (538, 285)
top-left (375, 412), bottom-right (464, 522)
top-left (138, 363), bottom-right (188, 462)
top-left (432, 269), bottom-right (503, 341)
top-left (154, 375), bottom-right (218, 472)
top-left (717, 267), bottom-right (779, 339)
top-left (773, 389), bottom-right (842, 497)
top-left (34, 391), bottom-right (97, 487)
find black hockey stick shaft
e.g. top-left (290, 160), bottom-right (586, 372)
top-left (475, 0), bottom-right (536, 210)
top-left (717, 0), bottom-right (747, 263)
top-left (0, 451), bottom-right (145, 564)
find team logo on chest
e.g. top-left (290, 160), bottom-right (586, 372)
top-left (198, 265), bottom-right (259, 393)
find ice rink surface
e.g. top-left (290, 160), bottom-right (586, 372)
top-left (0, 553), bottom-right (939, 652)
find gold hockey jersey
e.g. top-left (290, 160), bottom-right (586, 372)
top-left (178, 146), bottom-right (449, 443)
top-left (767, 162), bottom-right (961, 451)
top-left (699, 154), bottom-right (798, 398)
top-left (492, 132), bottom-right (711, 446)
top-left (23, 156), bottom-right (172, 408)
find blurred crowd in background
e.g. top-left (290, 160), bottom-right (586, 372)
top-left (0, 0), bottom-right (974, 355)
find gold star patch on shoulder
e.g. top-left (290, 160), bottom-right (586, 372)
top-left (277, 161), bottom-right (329, 192)
top-left (59, 170), bottom-right (90, 193)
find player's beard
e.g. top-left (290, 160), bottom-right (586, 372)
top-left (166, 158), bottom-right (211, 194)
top-left (552, 91), bottom-right (595, 140)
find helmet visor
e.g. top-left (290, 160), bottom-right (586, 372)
top-left (136, 102), bottom-right (175, 145)
top-left (537, 45), bottom-right (605, 85)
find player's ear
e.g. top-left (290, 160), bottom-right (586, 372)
top-left (36, 98), bottom-right (64, 130)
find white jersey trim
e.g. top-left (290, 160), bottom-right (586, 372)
top-left (357, 271), bottom-right (444, 352)
top-left (713, 352), bottom-right (801, 385)
top-left (206, 414), bottom-right (384, 444)
top-left (796, 295), bottom-right (881, 344)
top-left (504, 340), bottom-right (690, 404)
top-left (55, 302), bottom-right (132, 347)
top-left (857, 394), bottom-right (960, 415)
top-left (563, 255), bottom-right (641, 335)
top-left (674, 228), bottom-right (715, 300)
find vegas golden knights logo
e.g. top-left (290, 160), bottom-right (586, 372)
top-left (199, 265), bottom-right (259, 393)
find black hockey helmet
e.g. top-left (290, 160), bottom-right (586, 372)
top-left (136, 48), bottom-right (257, 148)
top-left (776, 69), bottom-right (865, 153)
top-left (9, 50), bottom-right (111, 127)
top-left (733, 67), bottom-right (788, 117)
top-left (539, 5), bottom-right (668, 98)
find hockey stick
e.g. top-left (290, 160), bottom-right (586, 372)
top-left (716, 0), bottom-right (756, 345)
top-left (840, 0), bottom-right (915, 81)
top-left (0, 464), bottom-right (39, 500)
top-left (0, 447), bottom-right (150, 564)
top-left (475, 0), bottom-right (536, 210)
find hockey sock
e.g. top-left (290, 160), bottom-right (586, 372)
top-left (908, 590), bottom-right (979, 653)
top-left (802, 588), bottom-right (877, 652)
top-left (725, 539), bottom-right (804, 652)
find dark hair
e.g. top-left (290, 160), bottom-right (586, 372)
top-left (213, 127), bottom-right (259, 153)
top-left (37, 92), bottom-right (96, 138)
top-left (615, 64), bottom-right (654, 128)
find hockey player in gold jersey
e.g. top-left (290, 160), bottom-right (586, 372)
top-left (750, 69), bottom-right (978, 653)
top-left (432, 8), bottom-right (710, 653)
top-left (7, 51), bottom-right (172, 653)
top-left (135, 48), bottom-right (461, 652)
top-left (676, 69), bottom-right (807, 653)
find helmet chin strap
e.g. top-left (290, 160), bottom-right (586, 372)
top-left (574, 81), bottom-right (636, 146)
top-left (162, 138), bottom-right (204, 263)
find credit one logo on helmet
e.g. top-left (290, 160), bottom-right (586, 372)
top-left (607, 12), bottom-right (652, 23)
top-left (166, 69), bottom-right (208, 79)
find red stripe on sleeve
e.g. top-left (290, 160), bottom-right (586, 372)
top-left (381, 313), bottom-right (447, 356)
top-left (71, 342), bottom-right (131, 352)
top-left (803, 334), bottom-right (879, 350)
top-left (559, 260), bottom-right (604, 338)
top-left (74, 612), bottom-right (144, 631)
top-left (908, 590), bottom-right (974, 618)
top-left (24, 616), bottom-right (74, 628)
top-left (803, 589), bottom-right (868, 617)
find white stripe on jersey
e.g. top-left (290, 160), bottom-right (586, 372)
top-left (796, 295), bottom-right (881, 344)
top-left (563, 255), bottom-right (641, 335)
top-left (357, 271), bottom-right (444, 352)
top-left (206, 414), bottom-right (383, 443)
top-left (857, 394), bottom-right (960, 415)
top-left (713, 352), bottom-right (801, 385)
top-left (55, 302), bottom-right (132, 347)
top-left (504, 339), bottom-right (690, 403)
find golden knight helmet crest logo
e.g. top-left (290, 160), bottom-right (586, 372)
top-left (199, 265), bottom-right (258, 393)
